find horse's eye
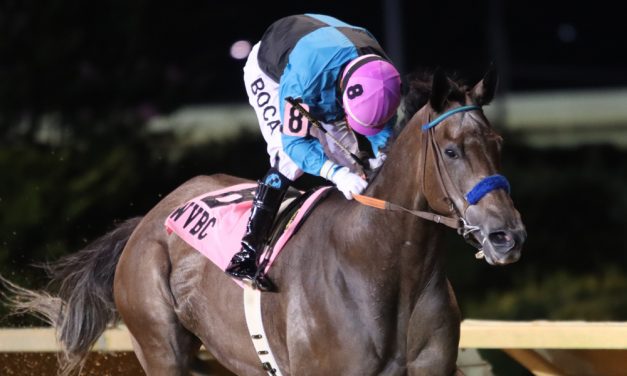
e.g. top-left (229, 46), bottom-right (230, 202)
top-left (444, 148), bottom-right (458, 159)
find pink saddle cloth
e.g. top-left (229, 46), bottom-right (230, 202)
top-left (165, 183), bottom-right (331, 286)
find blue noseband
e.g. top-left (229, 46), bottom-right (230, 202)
top-left (421, 105), bottom-right (511, 205)
top-left (466, 175), bottom-right (510, 205)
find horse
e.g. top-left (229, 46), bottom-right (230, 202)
top-left (2, 67), bottom-right (525, 376)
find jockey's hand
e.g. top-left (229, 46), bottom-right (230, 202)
top-left (330, 166), bottom-right (367, 200)
top-left (368, 152), bottom-right (387, 170)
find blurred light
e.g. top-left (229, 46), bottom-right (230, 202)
top-left (230, 40), bottom-right (252, 60)
top-left (557, 23), bottom-right (577, 43)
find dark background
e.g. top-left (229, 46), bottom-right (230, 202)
top-left (1, 1), bottom-right (626, 375)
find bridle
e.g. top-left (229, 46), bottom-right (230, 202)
top-left (354, 104), bottom-right (511, 257)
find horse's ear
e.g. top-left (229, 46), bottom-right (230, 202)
top-left (472, 65), bottom-right (498, 106)
top-left (430, 68), bottom-right (452, 112)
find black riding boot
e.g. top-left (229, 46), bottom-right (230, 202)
top-left (225, 179), bottom-right (287, 291)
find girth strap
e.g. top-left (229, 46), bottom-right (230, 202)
top-left (353, 194), bottom-right (460, 229)
top-left (243, 286), bottom-right (283, 376)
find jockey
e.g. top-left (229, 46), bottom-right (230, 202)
top-left (226, 14), bottom-right (402, 290)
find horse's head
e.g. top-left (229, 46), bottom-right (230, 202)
top-left (404, 67), bottom-right (526, 265)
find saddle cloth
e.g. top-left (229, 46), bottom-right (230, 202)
top-left (164, 183), bottom-right (331, 287)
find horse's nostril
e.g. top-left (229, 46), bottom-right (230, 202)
top-left (488, 231), bottom-right (514, 248)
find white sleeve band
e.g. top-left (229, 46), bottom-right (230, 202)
top-left (319, 160), bottom-right (338, 180)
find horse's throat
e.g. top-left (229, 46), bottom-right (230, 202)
top-left (353, 133), bottom-right (446, 289)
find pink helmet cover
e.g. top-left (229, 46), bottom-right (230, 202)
top-left (341, 54), bottom-right (401, 136)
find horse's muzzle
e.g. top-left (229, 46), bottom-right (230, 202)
top-left (483, 226), bottom-right (526, 265)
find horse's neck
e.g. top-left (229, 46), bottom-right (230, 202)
top-left (342, 122), bottom-right (446, 293)
top-left (368, 115), bottom-right (426, 209)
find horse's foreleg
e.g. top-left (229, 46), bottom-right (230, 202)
top-left (115, 239), bottom-right (201, 376)
top-left (406, 279), bottom-right (461, 376)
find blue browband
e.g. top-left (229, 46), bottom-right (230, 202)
top-left (421, 105), bottom-right (511, 205)
top-left (422, 105), bottom-right (481, 131)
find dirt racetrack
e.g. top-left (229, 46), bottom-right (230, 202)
top-left (0, 352), bottom-right (235, 375)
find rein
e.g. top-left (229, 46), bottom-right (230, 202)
top-left (353, 194), bottom-right (460, 229)
top-left (354, 104), bottom-right (511, 257)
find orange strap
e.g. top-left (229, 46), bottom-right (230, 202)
top-left (353, 193), bottom-right (460, 230)
top-left (353, 194), bottom-right (388, 209)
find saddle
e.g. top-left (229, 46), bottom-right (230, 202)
top-left (165, 183), bottom-right (331, 286)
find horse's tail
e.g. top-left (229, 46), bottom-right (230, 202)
top-left (0, 216), bottom-right (142, 376)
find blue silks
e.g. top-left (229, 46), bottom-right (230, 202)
top-left (466, 175), bottom-right (511, 205)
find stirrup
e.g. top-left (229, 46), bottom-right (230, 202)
top-left (225, 254), bottom-right (257, 281)
top-left (226, 268), bottom-right (256, 282)
top-left (253, 272), bottom-right (275, 292)
top-left (249, 256), bottom-right (273, 291)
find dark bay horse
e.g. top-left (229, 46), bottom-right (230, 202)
top-left (3, 68), bottom-right (525, 375)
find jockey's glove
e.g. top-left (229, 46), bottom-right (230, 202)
top-left (321, 161), bottom-right (367, 200)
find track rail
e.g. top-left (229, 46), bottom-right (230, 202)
top-left (3, 321), bottom-right (627, 375)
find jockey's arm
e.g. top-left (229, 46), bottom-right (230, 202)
top-left (281, 132), bottom-right (367, 200)
top-left (365, 116), bottom-right (395, 157)
top-left (281, 133), bottom-right (328, 176)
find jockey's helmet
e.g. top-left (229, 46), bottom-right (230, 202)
top-left (340, 54), bottom-right (401, 136)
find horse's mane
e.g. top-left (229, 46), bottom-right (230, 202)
top-left (397, 68), bottom-right (469, 130)
top-left (370, 68), bottom-right (469, 180)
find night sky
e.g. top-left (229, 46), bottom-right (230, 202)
top-left (200, 0), bottom-right (627, 100)
top-left (2, 0), bottom-right (625, 115)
